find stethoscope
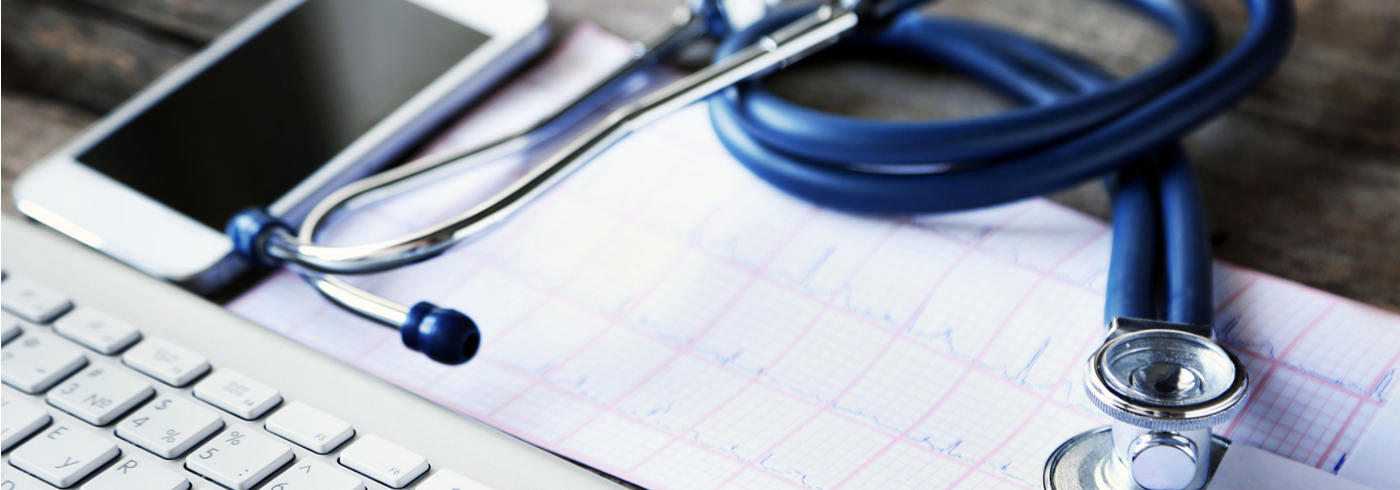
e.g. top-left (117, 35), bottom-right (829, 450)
top-left (226, 1), bottom-right (1295, 489)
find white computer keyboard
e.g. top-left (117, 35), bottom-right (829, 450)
top-left (1, 274), bottom-right (462, 490)
top-left (1, 215), bottom-right (622, 490)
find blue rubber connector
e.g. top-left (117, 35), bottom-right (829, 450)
top-left (226, 207), bottom-right (291, 269)
top-left (400, 302), bottom-right (481, 365)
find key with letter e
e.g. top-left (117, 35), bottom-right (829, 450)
top-left (8, 423), bottom-right (120, 487)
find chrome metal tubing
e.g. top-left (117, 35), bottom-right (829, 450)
top-left (300, 271), bottom-right (411, 327)
top-left (267, 3), bottom-right (859, 276)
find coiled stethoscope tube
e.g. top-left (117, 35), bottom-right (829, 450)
top-left (710, 0), bottom-right (1292, 324)
top-left (230, 0), bottom-right (1293, 372)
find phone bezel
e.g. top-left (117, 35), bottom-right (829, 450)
top-left (13, 0), bottom-right (548, 286)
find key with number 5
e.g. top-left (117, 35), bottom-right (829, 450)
top-left (185, 426), bottom-right (292, 490)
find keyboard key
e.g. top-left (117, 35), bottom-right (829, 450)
top-left (2, 468), bottom-right (50, 490)
top-left (265, 402), bottom-right (354, 454)
top-left (122, 338), bottom-right (209, 387)
top-left (54, 308), bottom-right (141, 355)
top-left (2, 311), bottom-right (24, 345)
top-left (185, 426), bottom-right (293, 490)
top-left (417, 470), bottom-right (492, 490)
top-left (117, 395), bottom-right (224, 459)
top-left (262, 459), bottom-right (362, 490)
top-left (193, 370), bottom-right (281, 420)
top-left (9, 423), bottom-right (120, 487)
top-left (47, 365), bottom-right (154, 426)
top-left (83, 454), bottom-right (189, 490)
top-left (0, 275), bottom-right (72, 323)
top-left (2, 395), bottom-right (51, 451)
top-left (2, 335), bottom-right (87, 393)
top-left (338, 435), bottom-right (429, 488)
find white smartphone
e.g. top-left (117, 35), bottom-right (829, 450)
top-left (14, 0), bottom-right (548, 294)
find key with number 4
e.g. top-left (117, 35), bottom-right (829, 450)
top-left (117, 394), bottom-right (224, 459)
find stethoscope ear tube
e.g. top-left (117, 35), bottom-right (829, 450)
top-left (227, 207), bottom-right (481, 366)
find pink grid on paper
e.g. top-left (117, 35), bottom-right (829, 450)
top-left (226, 27), bottom-right (1400, 490)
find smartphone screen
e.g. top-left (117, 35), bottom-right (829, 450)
top-left (77, 0), bottom-right (489, 228)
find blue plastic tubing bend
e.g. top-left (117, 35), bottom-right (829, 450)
top-left (708, 0), bottom-right (1293, 326)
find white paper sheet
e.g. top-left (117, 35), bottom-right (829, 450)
top-left (229, 24), bottom-right (1400, 490)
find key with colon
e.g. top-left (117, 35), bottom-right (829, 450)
top-left (8, 423), bottom-right (120, 487)
top-left (46, 365), bottom-right (153, 425)
top-left (185, 425), bottom-right (293, 490)
top-left (116, 394), bottom-right (224, 459)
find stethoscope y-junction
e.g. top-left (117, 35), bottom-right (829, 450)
top-left (228, 1), bottom-right (1294, 488)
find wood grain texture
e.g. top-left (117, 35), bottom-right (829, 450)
top-left (2, 0), bottom-right (194, 112)
top-left (1, 0), bottom-right (1396, 314)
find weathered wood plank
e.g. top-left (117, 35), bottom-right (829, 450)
top-left (2, 0), bottom-right (194, 112)
top-left (70, 0), bottom-right (269, 43)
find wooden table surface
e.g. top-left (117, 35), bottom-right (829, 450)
top-left (3, 0), bottom-right (1397, 319)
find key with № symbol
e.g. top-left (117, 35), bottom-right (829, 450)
top-left (8, 423), bottom-right (120, 487)
top-left (261, 459), bottom-right (362, 490)
top-left (116, 394), bottom-right (224, 458)
top-left (1, 334), bottom-right (87, 393)
top-left (185, 426), bottom-right (293, 490)
top-left (83, 454), bottom-right (190, 490)
top-left (46, 364), bottom-right (153, 425)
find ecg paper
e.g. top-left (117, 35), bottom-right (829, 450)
top-left (229, 24), bottom-right (1400, 490)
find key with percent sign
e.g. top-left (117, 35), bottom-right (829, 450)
top-left (185, 426), bottom-right (293, 490)
top-left (116, 394), bottom-right (224, 458)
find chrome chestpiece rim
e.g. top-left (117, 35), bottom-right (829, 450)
top-left (1086, 330), bottom-right (1248, 431)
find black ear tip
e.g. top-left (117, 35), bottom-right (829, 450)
top-left (400, 302), bottom-right (481, 365)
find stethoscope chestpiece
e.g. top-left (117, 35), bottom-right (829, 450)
top-left (1087, 328), bottom-right (1249, 432)
top-left (1046, 319), bottom-right (1248, 490)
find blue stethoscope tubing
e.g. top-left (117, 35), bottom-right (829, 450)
top-left (709, 0), bottom-right (1293, 326)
